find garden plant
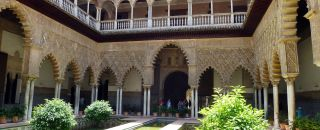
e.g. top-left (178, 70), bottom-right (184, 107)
top-left (84, 100), bottom-right (113, 124)
top-left (197, 86), bottom-right (269, 130)
top-left (30, 99), bottom-right (77, 130)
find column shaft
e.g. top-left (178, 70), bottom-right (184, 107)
top-left (167, 3), bottom-right (170, 26)
top-left (57, 82), bottom-right (61, 98)
top-left (147, 88), bottom-right (151, 116)
top-left (91, 86), bottom-right (95, 103)
top-left (148, 5), bottom-right (153, 28)
top-left (210, 0), bottom-right (214, 24)
top-left (195, 88), bottom-right (198, 118)
top-left (254, 88), bottom-right (258, 108)
top-left (191, 88), bottom-right (194, 118)
top-left (24, 79), bottom-right (31, 120)
top-left (95, 86), bottom-right (98, 101)
top-left (143, 88), bottom-right (147, 116)
top-left (74, 85), bottom-right (80, 116)
top-left (263, 87), bottom-right (268, 119)
top-left (258, 88), bottom-right (262, 109)
top-left (286, 79), bottom-right (296, 128)
top-left (119, 88), bottom-right (123, 115)
top-left (116, 88), bottom-right (119, 115)
top-left (230, 0), bottom-right (234, 23)
top-left (114, 7), bottom-right (118, 29)
top-left (273, 84), bottom-right (280, 129)
top-left (187, 1), bottom-right (193, 25)
top-left (55, 81), bottom-right (60, 98)
top-left (27, 80), bottom-right (35, 120)
top-left (130, 5), bottom-right (134, 29)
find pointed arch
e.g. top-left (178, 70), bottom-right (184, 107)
top-left (149, 43), bottom-right (191, 66)
top-left (83, 66), bottom-right (95, 85)
top-left (121, 66), bottom-right (143, 84)
top-left (198, 66), bottom-right (223, 88)
top-left (65, 60), bottom-right (81, 82)
top-left (39, 53), bottom-right (60, 80)
top-left (0, 2), bottom-right (33, 45)
top-left (98, 67), bottom-right (118, 86)
top-left (230, 65), bottom-right (255, 83)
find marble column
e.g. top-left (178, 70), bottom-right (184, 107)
top-left (191, 88), bottom-right (194, 118)
top-left (91, 85), bottom-right (95, 103)
top-left (130, 4), bottom-right (134, 29)
top-left (119, 87), bottom-right (123, 115)
top-left (230, 0), bottom-right (234, 23)
top-left (74, 0), bottom-right (78, 17)
top-left (95, 85), bottom-right (98, 101)
top-left (74, 84), bottom-right (80, 116)
top-left (147, 87), bottom-right (151, 116)
top-left (286, 77), bottom-right (296, 129)
top-left (116, 87), bottom-right (120, 115)
top-left (27, 79), bottom-right (35, 120)
top-left (23, 78), bottom-right (31, 121)
top-left (195, 88), bottom-right (198, 118)
top-left (263, 86), bottom-right (268, 119)
top-left (272, 81), bottom-right (280, 129)
top-left (258, 88), bottom-right (262, 109)
top-left (254, 88), bottom-right (258, 108)
top-left (187, 0), bottom-right (193, 25)
top-left (167, 2), bottom-right (171, 26)
top-left (55, 79), bottom-right (62, 99)
top-left (143, 87), bottom-right (147, 116)
top-left (210, 0), bottom-right (214, 24)
top-left (147, 5), bottom-right (153, 28)
top-left (114, 7), bottom-right (118, 29)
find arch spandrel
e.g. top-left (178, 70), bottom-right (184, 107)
top-left (120, 66), bottom-right (144, 87)
top-left (146, 42), bottom-right (195, 66)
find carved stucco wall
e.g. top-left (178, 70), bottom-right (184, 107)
top-left (98, 37), bottom-right (254, 88)
top-left (252, 0), bottom-right (300, 85)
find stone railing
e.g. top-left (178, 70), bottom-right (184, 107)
top-left (46, 0), bottom-right (247, 33)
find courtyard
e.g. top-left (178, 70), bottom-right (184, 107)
top-left (0, 0), bottom-right (320, 129)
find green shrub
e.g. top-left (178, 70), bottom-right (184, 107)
top-left (294, 116), bottom-right (320, 130)
top-left (84, 100), bottom-right (113, 123)
top-left (30, 99), bottom-right (77, 130)
top-left (197, 86), bottom-right (269, 130)
top-left (8, 105), bottom-right (25, 118)
top-left (0, 107), bottom-right (7, 117)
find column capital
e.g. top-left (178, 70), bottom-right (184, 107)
top-left (143, 84), bottom-right (152, 89)
top-left (187, 0), bottom-right (192, 3)
top-left (55, 78), bottom-right (64, 83)
top-left (146, 0), bottom-right (154, 6)
top-left (271, 79), bottom-right (280, 86)
top-left (190, 85), bottom-right (198, 89)
top-left (284, 76), bottom-right (296, 84)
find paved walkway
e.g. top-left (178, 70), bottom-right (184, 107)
top-left (0, 122), bottom-right (28, 129)
top-left (161, 119), bottom-right (199, 130)
top-left (107, 117), bottom-right (155, 130)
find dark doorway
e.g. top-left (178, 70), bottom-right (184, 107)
top-left (98, 80), bottom-right (108, 101)
top-left (198, 68), bottom-right (214, 108)
top-left (164, 71), bottom-right (189, 108)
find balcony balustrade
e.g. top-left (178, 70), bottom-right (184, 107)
top-left (46, 0), bottom-right (247, 33)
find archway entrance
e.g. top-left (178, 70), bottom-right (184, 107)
top-left (164, 71), bottom-right (189, 108)
top-left (152, 44), bottom-right (189, 110)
